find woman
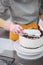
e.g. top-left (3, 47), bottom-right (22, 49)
top-left (0, 0), bottom-right (42, 40)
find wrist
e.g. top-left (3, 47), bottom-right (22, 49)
top-left (6, 22), bottom-right (15, 31)
top-left (6, 22), bottom-right (13, 31)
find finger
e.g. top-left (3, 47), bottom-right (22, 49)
top-left (16, 27), bottom-right (22, 33)
top-left (17, 25), bottom-right (23, 31)
top-left (18, 26), bottom-right (23, 33)
top-left (17, 27), bottom-right (24, 34)
top-left (13, 29), bottom-right (19, 34)
top-left (14, 27), bottom-right (23, 34)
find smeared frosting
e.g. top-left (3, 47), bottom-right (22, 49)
top-left (23, 29), bottom-right (41, 37)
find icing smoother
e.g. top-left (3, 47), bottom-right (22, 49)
top-left (38, 19), bottom-right (43, 31)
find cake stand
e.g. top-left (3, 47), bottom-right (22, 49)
top-left (14, 40), bottom-right (43, 60)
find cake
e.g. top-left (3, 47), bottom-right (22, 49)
top-left (19, 28), bottom-right (43, 49)
top-left (19, 25), bottom-right (43, 49)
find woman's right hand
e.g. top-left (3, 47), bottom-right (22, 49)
top-left (7, 22), bottom-right (23, 34)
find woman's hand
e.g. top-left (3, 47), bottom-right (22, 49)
top-left (7, 22), bottom-right (23, 34)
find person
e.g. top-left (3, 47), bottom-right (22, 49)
top-left (0, 0), bottom-right (42, 41)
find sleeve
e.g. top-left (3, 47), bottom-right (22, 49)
top-left (0, 0), bottom-right (10, 20)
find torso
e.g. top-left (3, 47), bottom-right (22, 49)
top-left (9, 0), bottom-right (40, 24)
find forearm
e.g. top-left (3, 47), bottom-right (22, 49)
top-left (0, 18), bottom-right (10, 29)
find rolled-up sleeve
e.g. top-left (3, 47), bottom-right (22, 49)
top-left (0, 0), bottom-right (10, 20)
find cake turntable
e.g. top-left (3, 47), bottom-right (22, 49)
top-left (14, 40), bottom-right (43, 60)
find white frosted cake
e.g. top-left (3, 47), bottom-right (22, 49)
top-left (19, 28), bottom-right (43, 49)
top-left (19, 19), bottom-right (43, 49)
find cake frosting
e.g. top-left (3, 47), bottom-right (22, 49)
top-left (19, 28), bottom-right (43, 49)
top-left (23, 29), bottom-right (41, 37)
